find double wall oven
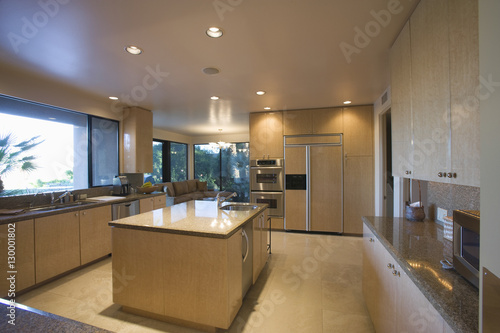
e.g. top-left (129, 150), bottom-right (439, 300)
top-left (250, 159), bottom-right (283, 217)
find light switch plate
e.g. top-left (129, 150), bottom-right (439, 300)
top-left (437, 207), bottom-right (447, 222)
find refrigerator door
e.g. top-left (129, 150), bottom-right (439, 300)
top-left (310, 145), bottom-right (343, 232)
top-left (284, 146), bottom-right (307, 231)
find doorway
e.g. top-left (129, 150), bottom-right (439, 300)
top-left (381, 110), bottom-right (393, 217)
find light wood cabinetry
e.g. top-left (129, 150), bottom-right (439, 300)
top-left (284, 146), bottom-right (307, 231)
top-left (363, 223), bottom-right (449, 333)
top-left (0, 219), bottom-right (35, 296)
top-left (139, 197), bottom-right (154, 213)
top-left (249, 111), bottom-right (283, 159)
top-left (35, 211), bottom-right (80, 283)
top-left (80, 205), bottom-right (112, 265)
top-left (283, 108), bottom-right (342, 135)
top-left (112, 227), bottom-right (242, 330)
top-left (252, 210), bottom-right (268, 284)
top-left (343, 105), bottom-right (373, 156)
top-left (283, 110), bottom-right (313, 135)
top-left (153, 195), bottom-right (166, 210)
top-left (122, 106), bottom-right (153, 173)
top-left (390, 0), bottom-right (479, 186)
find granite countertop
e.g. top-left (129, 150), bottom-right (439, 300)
top-left (362, 216), bottom-right (478, 333)
top-left (0, 192), bottom-right (167, 225)
top-left (109, 200), bottom-right (268, 239)
top-left (0, 298), bottom-right (112, 332)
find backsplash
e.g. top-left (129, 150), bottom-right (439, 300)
top-left (411, 180), bottom-right (480, 222)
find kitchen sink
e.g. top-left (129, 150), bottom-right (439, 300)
top-left (219, 204), bottom-right (258, 211)
top-left (27, 200), bottom-right (95, 212)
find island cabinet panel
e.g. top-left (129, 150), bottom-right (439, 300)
top-left (122, 106), bottom-right (153, 173)
top-left (249, 111), bottom-right (283, 159)
top-left (112, 227), bottom-right (243, 330)
top-left (35, 211), bottom-right (80, 283)
top-left (252, 210), bottom-right (268, 284)
top-left (153, 195), bottom-right (167, 209)
top-left (139, 197), bottom-right (154, 213)
top-left (80, 205), bottom-right (112, 265)
top-left (0, 219), bottom-right (35, 296)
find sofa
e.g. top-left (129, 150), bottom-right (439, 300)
top-left (157, 179), bottom-right (233, 205)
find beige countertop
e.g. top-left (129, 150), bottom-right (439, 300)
top-left (108, 201), bottom-right (268, 239)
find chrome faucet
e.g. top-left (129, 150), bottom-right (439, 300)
top-left (54, 191), bottom-right (71, 204)
top-left (217, 192), bottom-right (237, 208)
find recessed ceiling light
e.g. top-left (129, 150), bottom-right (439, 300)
top-left (202, 67), bottom-right (220, 75)
top-left (125, 45), bottom-right (143, 55)
top-left (48, 117), bottom-right (56, 120)
top-left (211, 96), bottom-right (220, 100)
top-left (109, 96), bottom-right (118, 100)
top-left (206, 27), bottom-right (223, 38)
top-left (343, 100), bottom-right (352, 105)
top-left (256, 91), bottom-right (266, 95)
top-left (264, 107), bottom-right (271, 110)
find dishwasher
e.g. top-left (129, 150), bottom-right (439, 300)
top-left (112, 200), bottom-right (140, 220)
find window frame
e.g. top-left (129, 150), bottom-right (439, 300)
top-left (152, 139), bottom-right (188, 182)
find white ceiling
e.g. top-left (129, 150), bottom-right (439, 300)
top-left (0, 0), bottom-right (419, 136)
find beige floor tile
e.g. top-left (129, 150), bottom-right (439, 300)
top-left (323, 309), bottom-right (375, 333)
top-left (320, 262), bottom-right (362, 289)
top-left (321, 280), bottom-right (369, 315)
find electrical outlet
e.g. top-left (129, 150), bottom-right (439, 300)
top-left (437, 207), bottom-right (447, 222)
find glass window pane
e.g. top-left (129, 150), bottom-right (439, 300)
top-left (194, 144), bottom-right (221, 190)
top-left (91, 117), bottom-right (119, 186)
top-left (171, 142), bottom-right (187, 181)
top-left (221, 143), bottom-right (250, 202)
top-left (145, 141), bottom-right (163, 184)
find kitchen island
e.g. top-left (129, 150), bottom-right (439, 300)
top-left (108, 200), bottom-right (268, 331)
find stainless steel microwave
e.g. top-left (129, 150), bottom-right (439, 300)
top-left (453, 210), bottom-right (480, 288)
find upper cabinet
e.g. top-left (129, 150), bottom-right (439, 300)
top-left (249, 111), bottom-right (283, 159)
top-left (283, 107), bottom-right (342, 136)
top-left (343, 105), bottom-right (373, 156)
top-left (390, 0), bottom-right (480, 187)
top-left (122, 107), bottom-right (153, 173)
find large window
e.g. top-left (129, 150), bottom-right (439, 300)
top-left (146, 140), bottom-right (187, 183)
top-left (194, 143), bottom-right (250, 202)
top-left (0, 95), bottom-right (119, 197)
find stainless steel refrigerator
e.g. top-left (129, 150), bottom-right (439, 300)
top-left (284, 134), bottom-right (343, 233)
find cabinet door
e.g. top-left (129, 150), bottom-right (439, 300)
top-left (449, 0), bottom-right (480, 187)
top-left (260, 210), bottom-right (269, 271)
top-left (140, 197), bottom-right (154, 213)
top-left (283, 110), bottom-right (313, 135)
top-left (266, 112), bottom-right (283, 158)
top-left (252, 214), bottom-right (262, 284)
top-left (391, 21), bottom-right (414, 178)
top-left (362, 224), bottom-right (377, 325)
top-left (80, 205), bottom-right (112, 265)
top-left (343, 105), bottom-right (373, 156)
top-left (284, 146), bottom-right (307, 231)
top-left (0, 219), bottom-right (35, 296)
top-left (344, 156), bottom-right (374, 234)
top-left (153, 195), bottom-right (167, 210)
top-left (249, 113), bottom-right (267, 160)
top-left (312, 107), bottom-right (343, 134)
top-left (410, 0), bottom-right (450, 182)
top-left (310, 145), bottom-right (342, 232)
top-left (35, 211), bottom-right (80, 283)
top-left (123, 107), bottom-right (153, 173)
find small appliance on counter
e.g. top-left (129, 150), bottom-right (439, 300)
top-left (453, 209), bottom-right (480, 288)
top-left (112, 175), bottom-right (131, 196)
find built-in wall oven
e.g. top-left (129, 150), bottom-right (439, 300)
top-left (250, 159), bottom-right (284, 217)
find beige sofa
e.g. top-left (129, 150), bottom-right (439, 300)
top-left (157, 179), bottom-right (232, 205)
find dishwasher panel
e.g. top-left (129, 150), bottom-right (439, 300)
top-left (112, 200), bottom-right (140, 220)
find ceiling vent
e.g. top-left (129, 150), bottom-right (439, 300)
top-left (202, 67), bottom-right (220, 75)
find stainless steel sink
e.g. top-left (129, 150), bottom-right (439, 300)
top-left (27, 201), bottom-right (95, 212)
top-left (219, 204), bottom-right (258, 211)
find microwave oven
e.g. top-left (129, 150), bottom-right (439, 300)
top-left (453, 210), bottom-right (480, 288)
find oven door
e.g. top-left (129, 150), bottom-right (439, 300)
top-left (250, 167), bottom-right (284, 192)
top-left (251, 191), bottom-right (283, 217)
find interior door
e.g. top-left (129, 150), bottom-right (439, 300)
top-left (284, 146), bottom-right (307, 231)
top-left (310, 145), bottom-right (342, 232)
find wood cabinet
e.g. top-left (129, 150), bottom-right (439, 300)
top-left (122, 106), bottom-right (153, 173)
top-left (80, 205), bottom-right (112, 265)
top-left (284, 146), bottom-right (307, 231)
top-left (363, 223), bottom-right (448, 333)
top-left (0, 219), bottom-right (35, 296)
top-left (35, 211), bottom-right (81, 283)
top-left (252, 210), bottom-right (268, 284)
top-left (153, 195), bottom-right (166, 210)
top-left (390, 0), bottom-right (479, 186)
top-left (343, 105), bottom-right (373, 156)
top-left (249, 111), bottom-right (283, 159)
top-left (283, 107), bottom-right (342, 136)
top-left (139, 197), bottom-right (154, 213)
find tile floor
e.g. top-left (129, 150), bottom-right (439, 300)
top-left (15, 231), bottom-right (375, 332)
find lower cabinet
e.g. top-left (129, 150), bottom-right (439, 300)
top-left (252, 210), bottom-right (268, 284)
top-left (363, 223), bottom-right (449, 332)
top-left (35, 211), bottom-right (81, 283)
top-left (139, 197), bottom-right (154, 213)
top-left (80, 205), bottom-right (112, 265)
top-left (153, 195), bottom-right (166, 209)
top-left (0, 219), bottom-right (35, 296)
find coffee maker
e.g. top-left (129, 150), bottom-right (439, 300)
top-left (113, 175), bottom-right (131, 196)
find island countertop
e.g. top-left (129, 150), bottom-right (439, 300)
top-left (108, 200), bottom-right (268, 239)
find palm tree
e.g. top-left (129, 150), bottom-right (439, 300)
top-left (0, 133), bottom-right (43, 194)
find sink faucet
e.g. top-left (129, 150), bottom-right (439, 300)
top-left (217, 192), bottom-right (237, 208)
top-left (31, 191), bottom-right (45, 208)
top-left (54, 191), bottom-right (71, 204)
